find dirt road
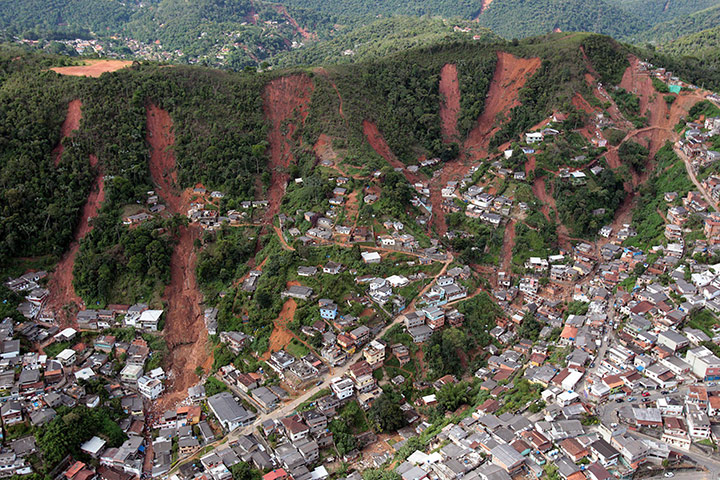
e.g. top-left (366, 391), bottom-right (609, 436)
top-left (500, 219), bottom-right (516, 272)
top-left (678, 147), bottom-right (719, 211)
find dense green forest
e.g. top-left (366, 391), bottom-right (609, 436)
top-left (554, 168), bottom-right (627, 238)
top-left (272, 16), bottom-right (500, 68)
top-left (0, 0), bottom-right (346, 68)
top-left (660, 26), bottom-right (720, 61)
top-left (613, 0), bottom-right (719, 26)
top-left (0, 47), bottom-right (90, 263)
top-left (302, 40), bottom-right (498, 164)
top-left (2, 0), bottom-right (718, 69)
top-left (477, 0), bottom-right (647, 39)
top-left (635, 3), bottom-right (720, 43)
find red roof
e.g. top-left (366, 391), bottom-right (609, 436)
top-left (263, 470), bottom-right (288, 480)
top-left (65, 462), bottom-right (86, 479)
top-left (561, 325), bottom-right (578, 339)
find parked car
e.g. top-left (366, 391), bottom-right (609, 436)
top-left (642, 391), bottom-right (650, 397)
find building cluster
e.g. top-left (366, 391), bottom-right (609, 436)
top-left (0, 314), bottom-right (175, 478)
top-left (391, 410), bottom-right (663, 480)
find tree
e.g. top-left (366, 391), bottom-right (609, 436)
top-left (516, 312), bottom-right (542, 341)
top-left (368, 391), bottom-right (407, 433)
top-left (204, 377), bottom-right (229, 397)
top-left (363, 470), bottom-right (401, 480)
top-left (436, 382), bottom-right (468, 412)
top-left (230, 462), bottom-right (261, 480)
top-left (329, 419), bottom-right (357, 456)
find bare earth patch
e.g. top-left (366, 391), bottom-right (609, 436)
top-left (51, 60), bottom-right (133, 78)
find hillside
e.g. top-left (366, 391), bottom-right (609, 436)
top-left (476, 0), bottom-right (647, 39)
top-left (661, 25), bottom-right (720, 59)
top-left (0, 0), bottom-right (347, 68)
top-left (3, 31), bottom-right (718, 419)
top-left (271, 16), bottom-right (501, 68)
top-left (635, 3), bottom-right (720, 43)
top-left (611, 0), bottom-right (719, 25)
top-left (2, 32), bottom-right (702, 292)
top-left (3, 0), bottom-right (720, 69)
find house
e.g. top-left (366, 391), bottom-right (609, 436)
top-left (138, 310), bottom-right (163, 331)
top-left (656, 330), bottom-right (689, 351)
top-left (120, 364), bottom-right (143, 384)
top-left (207, 393), bottom-right (255, 432)
top-left (319, 300), bottom-right (338, 320)
top-left (490, 444), bottom-right (524, 475)
top-left (409, 325), bottom-right (433, 344)
top-left (525, 132), bottom-right (543, 144)
top-left (323, 262), bottom-right (342, 275)
top-left (589, 439), bottom-right (619, 468)
top-left (686, 405), bottom-right (711, 440)
top-left (281, 416), bottom-right (310, 442)
top-left (137, 376), bottom-right (164, 400)
top-left (57, 348), bottom-right (77, 367)
top-left (1, 402), bottom-right (22, 426)
top-left (423, 306), bottom-right (445, 330)
top-left (363, 340), bottom-right (386, 368)
top-left (685, 346), bottom-right (720, 381)
top-left (330, 377), bottom-right (354, 400)
top-left (298, 266), bottom-right (318, 277)
top-left (78, 439), bottom-right (106, 465)
top-left (281, 286), bottom-right (313, 301)
top-left (362, 252), bottom-right (382, 264)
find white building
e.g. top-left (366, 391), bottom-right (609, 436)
top-left (330, 377), bottom-right (354, 400)
top-left (56, 349), bottom-right (77, 366)
top-left (687, 405), bottom-right (711, 440)
top-left (137, 375), bottom-right (164, 400)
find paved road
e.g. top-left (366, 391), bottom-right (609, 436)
top-left (169, 252), bottom-right (455, 472)
top-left (597, 388), bottom-right (720, 479)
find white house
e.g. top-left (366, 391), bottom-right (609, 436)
top-left (138, 375), bottom-right (164, 400)
top-left (330, 377), bottom-right (354, 400)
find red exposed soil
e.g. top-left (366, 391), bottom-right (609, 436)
top-left (532, 176), bottom-right (553, 222)
top-left (53, 99), bottom-right (82, 166)
top-left (464, 52), bottom-right (541, 161)
top-left (363, 121), bottom-right (402, 169)
top-left (480, 0), bottom-right (493, 14)
top-left (619, 55), bottom-right (705, 157)
top-left (272, 5), bottom-right (315, 40)
top-left (262, 297), bottom-right (298, 361)
top-left (46, 155), bottom-right (104, 324)
top-left (274, 225), bottom-right (295, 251)
top-left (572, 92), bottom-right (596, 114)
top-left (146, 105), bottom-right (181, 212)
top-left (363, 120), bottom-right (423, 182)
top-left (501, 218), bottom-right (516, 272)
top-left (314, 134), bottom-right (338, 165)
top-left (51, 60), bottom-right (132, 78)
top-left (439, 64), bottom-right (461, 143)
top-left (525, 155), bottom-right (536, 176)
top-left (263, 75), bottom-right (314, 224)
top-left (146, 104), bottom-right (211, 410)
